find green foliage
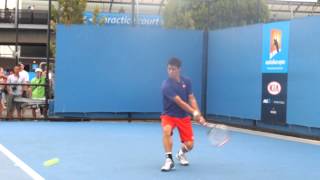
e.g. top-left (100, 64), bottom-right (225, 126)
top-left (50, 0), bottom-right (87, 57)
top-left (92, 6), bottom-right (100, 24)
top-left (92, 6), bottom-right (106, 25)
top-left (163, 0), bottom-right (269, 30)
top-left (57, 0), bottom-right (87, 24)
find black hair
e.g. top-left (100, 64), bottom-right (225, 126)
top-left (168, 57), bottom-right (182, 68)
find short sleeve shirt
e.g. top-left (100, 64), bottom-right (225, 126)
top-left (161, 76), bottom-right (193, 118)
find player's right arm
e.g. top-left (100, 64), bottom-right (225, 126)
top-left (173, 96), bottom-right (206, 125)
top-left (173, 96), bottom-right (198, 116)
top-left (163, 82), bottom-right (201, 119)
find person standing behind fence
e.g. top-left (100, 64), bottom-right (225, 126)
top-left (0, 67), bottom-right (7, 116)
top-left (43, 67), bottom-right (54, 99)
top-left (18, 63), bottom-right (29, 97)
top-left (29, 68), bottom-right (46, 118)
top-left (4, 8), bottom-right (11, 23)
top-left (18, 63), bottom-right (29, 117)
top-left (6, 66), bottom-right (25, 119)
top-left (28, 5), bottom-right (35, 23)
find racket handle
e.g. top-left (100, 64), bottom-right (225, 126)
top-left (203, 123), bottom-right (223, 129)
top-left (202, 122), bottom-right (215, 128)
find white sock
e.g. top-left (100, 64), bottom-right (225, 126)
top-left (179, 144), bottom-right (189, 155)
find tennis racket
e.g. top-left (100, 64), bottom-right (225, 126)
top-left (203, 123), bottom-right (230, 147)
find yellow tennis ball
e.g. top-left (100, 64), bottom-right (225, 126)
top-left (43, 158), bottom-right (60, 167)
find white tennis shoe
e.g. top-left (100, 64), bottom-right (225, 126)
top-left (176, 152), bottom-right (189, 166)
top-left (161, 158), bottom-right (175, 172)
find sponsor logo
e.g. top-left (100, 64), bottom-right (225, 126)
top-left (265, 59), bottom-right (286, 65)
top-left (273, 100), bottom-right (285, 105)
top-left (269, 29), bottom-right (282, 59)
top-left (262, 23), bottom-right (289, 73)
top-left (267, 81), bottom-right (281, 95)
top-left (270, 108), bottom-right (277, 115)
top-left (83, 12), bottom-right (162, 26)
top-left (263, 99), bottom-right (271, 104)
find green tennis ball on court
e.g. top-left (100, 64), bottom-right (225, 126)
top-left (43, 158), bottom-right (60, 167)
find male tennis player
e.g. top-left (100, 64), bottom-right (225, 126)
top-left (161, 57), bottom-right (207, 172)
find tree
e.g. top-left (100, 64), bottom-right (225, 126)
top-left (56, 0), bottom-right (87, 24)
top-left (92, 6), bottom-right (100, 24)
top-left (50, 0), bottom-right (87, 58)
top-left (92, 6), bottom-right (106, 25)
top-left (163, 0), bottom-right (269, 30)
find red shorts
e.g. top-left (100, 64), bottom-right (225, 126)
top-left (161, 115), bottom-right (194, 143)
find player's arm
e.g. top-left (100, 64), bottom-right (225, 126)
top-left (188, 94), bottom-right (207, 125)
top-left (188, 94), bottom-right (200, 113)
top-left (185, 79), bottom-right (207, 125)
top-left (173, 95), bottom-right (207, 125)
top-left (162, 84), bottom-right (195, 114)
top-left (163, 82), bottom-right (203, 120)
top-left (184, 80), bottom-right (200, 116)
top-left (173, 95), bottom-right (202, 120)
top-left (173, 96), bottom-right (197, 115)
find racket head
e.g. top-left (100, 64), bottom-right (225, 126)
top-left (207, 124), bottom-right (230, 147)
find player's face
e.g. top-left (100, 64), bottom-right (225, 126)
top-left (167, 65), bottom-right (180, 79)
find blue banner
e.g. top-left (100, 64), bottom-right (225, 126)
top-left (83, 12), bottom-right (162, 26)
top-left (262, 22), bottom-right (290, 73)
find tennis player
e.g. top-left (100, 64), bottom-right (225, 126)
top-left (161, 57), bottom-right (207, 171)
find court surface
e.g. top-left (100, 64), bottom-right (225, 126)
top-left (0, 121), bottom-right (319, 180)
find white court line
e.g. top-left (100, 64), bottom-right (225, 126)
top-left (197, 123), bottom-right (320, 146)
top-left (0, 144), bottom-right (45, 180)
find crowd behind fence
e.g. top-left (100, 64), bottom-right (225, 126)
top-left (0, 63), bottom-right (54, 120)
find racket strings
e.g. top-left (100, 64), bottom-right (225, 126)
top-left (207, 126), bottom-right (230, 147)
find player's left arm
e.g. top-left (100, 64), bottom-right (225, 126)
top-left (188, 94), bottom-right (200, 114)
top-left (188, 94), bottom-right (207, 125)
top-left (186, 79), bottom-right (207, 125)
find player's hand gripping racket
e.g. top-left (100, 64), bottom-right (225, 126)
top-left (202, 122), bottom-right (231, 147)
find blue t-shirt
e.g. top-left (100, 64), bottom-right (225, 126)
top-left (161, 76), bottom-right (193, 118)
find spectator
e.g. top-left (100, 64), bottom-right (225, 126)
top-left (28, 5), bottom-right (35, 23)
top-left (6, 66), bottom-right (25, 119)
top-left (0, 67), bottom-right (7, 116)
top-left (119, 7), bottom-right (125, 13)
top-left (18, 63), bottom-right (29, 97)
top-left (43, 67), bottom-right (54, 98)
top-left (29, 68), bottom-right (46, 118)
top-left (4, 8), bottom-right (11, 23)
top-left (12, 8), bottom-right (15, 23)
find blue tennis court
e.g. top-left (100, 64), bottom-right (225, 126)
top-left (1, 1), bottom-right (320, 180)
top-left (0, 121), bottom-right (319, 180)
